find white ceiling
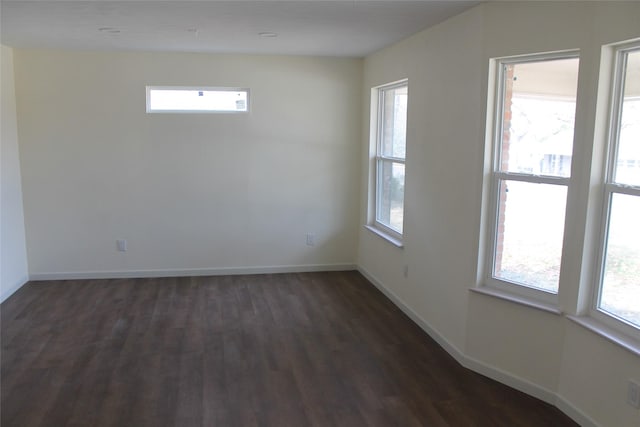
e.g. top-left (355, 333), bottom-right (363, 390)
top-left (0, 1), bottom-right (479, 57)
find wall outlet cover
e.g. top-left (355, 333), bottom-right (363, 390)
top-left (116, 239), bottom-right (127, 252)
top-left (628, 380), bottom-right (640, 409)
top-left (306, 233), bottom-right (316, 247)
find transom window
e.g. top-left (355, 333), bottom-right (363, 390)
top-left (146, 86), bottom-right (249, 113)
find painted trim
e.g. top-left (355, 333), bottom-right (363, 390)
top-left (555, 395), bottom-right (600, 427)
top-left (357, 266), bottom-right (601, 427)
top-left (357, 266), bottom-right (468, 365)
top-left (364, 225), bottom-right (404, 248)
top-left (146, 86), bottom-right (250, 114)
top-left (462, 355), bottom-right (557, 404)
top-left (1, 275), bottom-right (29, 303)
top-left (28, 263), bottom-right (356, 281)
top-left (470, 286), bottom-right (563, 315)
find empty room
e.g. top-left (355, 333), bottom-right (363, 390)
top-left (1, 1), bottom-right (639, 426)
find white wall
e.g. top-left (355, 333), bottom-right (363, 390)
top-left (14, 51), bottom-right (362, 278)
top-left (358, 2), bottom-right (640, 427)
top-left (359, 2), bottom-right (484, 354)
top-left (1, 45), bottom-right (29, 302)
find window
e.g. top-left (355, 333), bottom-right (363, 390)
top-left (146, 86), bottom-right (249, 113)
top-left (593, 43), bottom-right (640, 332)
top-left (486, 53), bottom-right (579, 301)
top-left (369, 80), bottom-right (408, 242)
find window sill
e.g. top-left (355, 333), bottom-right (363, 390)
top-left (567, 315), bottom-right (640, 357)
top-left (469, 286), bottom-right (562, 315)
top-left (364, 225), bottom-right (404, 248)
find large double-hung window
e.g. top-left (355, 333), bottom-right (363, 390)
top-left (594, 43), bottom-right (640, 333)
top-left (483, 41), bottom-right (640, 341)
top-left (486, 53), bottom-right (580, 302)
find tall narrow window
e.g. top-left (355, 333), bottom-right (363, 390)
top-left (487, 53), bottom-right (579, 300)
top-left (371, 81), bottom-right (408, 241)
top-left (595, 43), bottom-right (640, 332)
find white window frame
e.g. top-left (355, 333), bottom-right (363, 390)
top-left (146, 86), bottom-right (250, 113)
top-left (590, 41), bottom-right (640, 338)
top-left (484, 51), bottom-right (579, 305)
top-left (367, 79), bottom-right (408, 245)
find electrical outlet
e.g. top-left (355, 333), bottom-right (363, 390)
top-left (306, 233), bottom-right (316, 247)
top-left (116, 239), bottom-right (127, 252)
top-left (628, 380), bottom-right (640, 409)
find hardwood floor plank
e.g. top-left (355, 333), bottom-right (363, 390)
top-left (2, 271), bottom-right (578, 427)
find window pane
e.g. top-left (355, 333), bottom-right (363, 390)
top-left (376, 160), bottom-right (405, 233)
top-left (599, 193), bottom-right (640, 328)
top-left (614, 50), bottom-right (640, 186)
top-left (500, 58), bottom-right (579, 177)
top-left (380, 85), bottom-right (408, 159)
top-left (148, 88), bottom-right (248, 112)
top-left (493, 180), bottom-right (567, 293)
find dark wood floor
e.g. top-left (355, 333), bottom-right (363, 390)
top-left (1, 271), bottom-right (577, 427)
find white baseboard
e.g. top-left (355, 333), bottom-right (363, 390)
top-left (28, 263), bottom-right (357, 281)
top-left (357, 266), bottom-right (600, 427)
top-left (357, 266), bottom-right (469, 366)
top-left (555, 395), bottom-right (600, 427)
top-left (462, 354), bottom-right (556, 404)
top-left (1, 274), bottom-right (29, 303)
